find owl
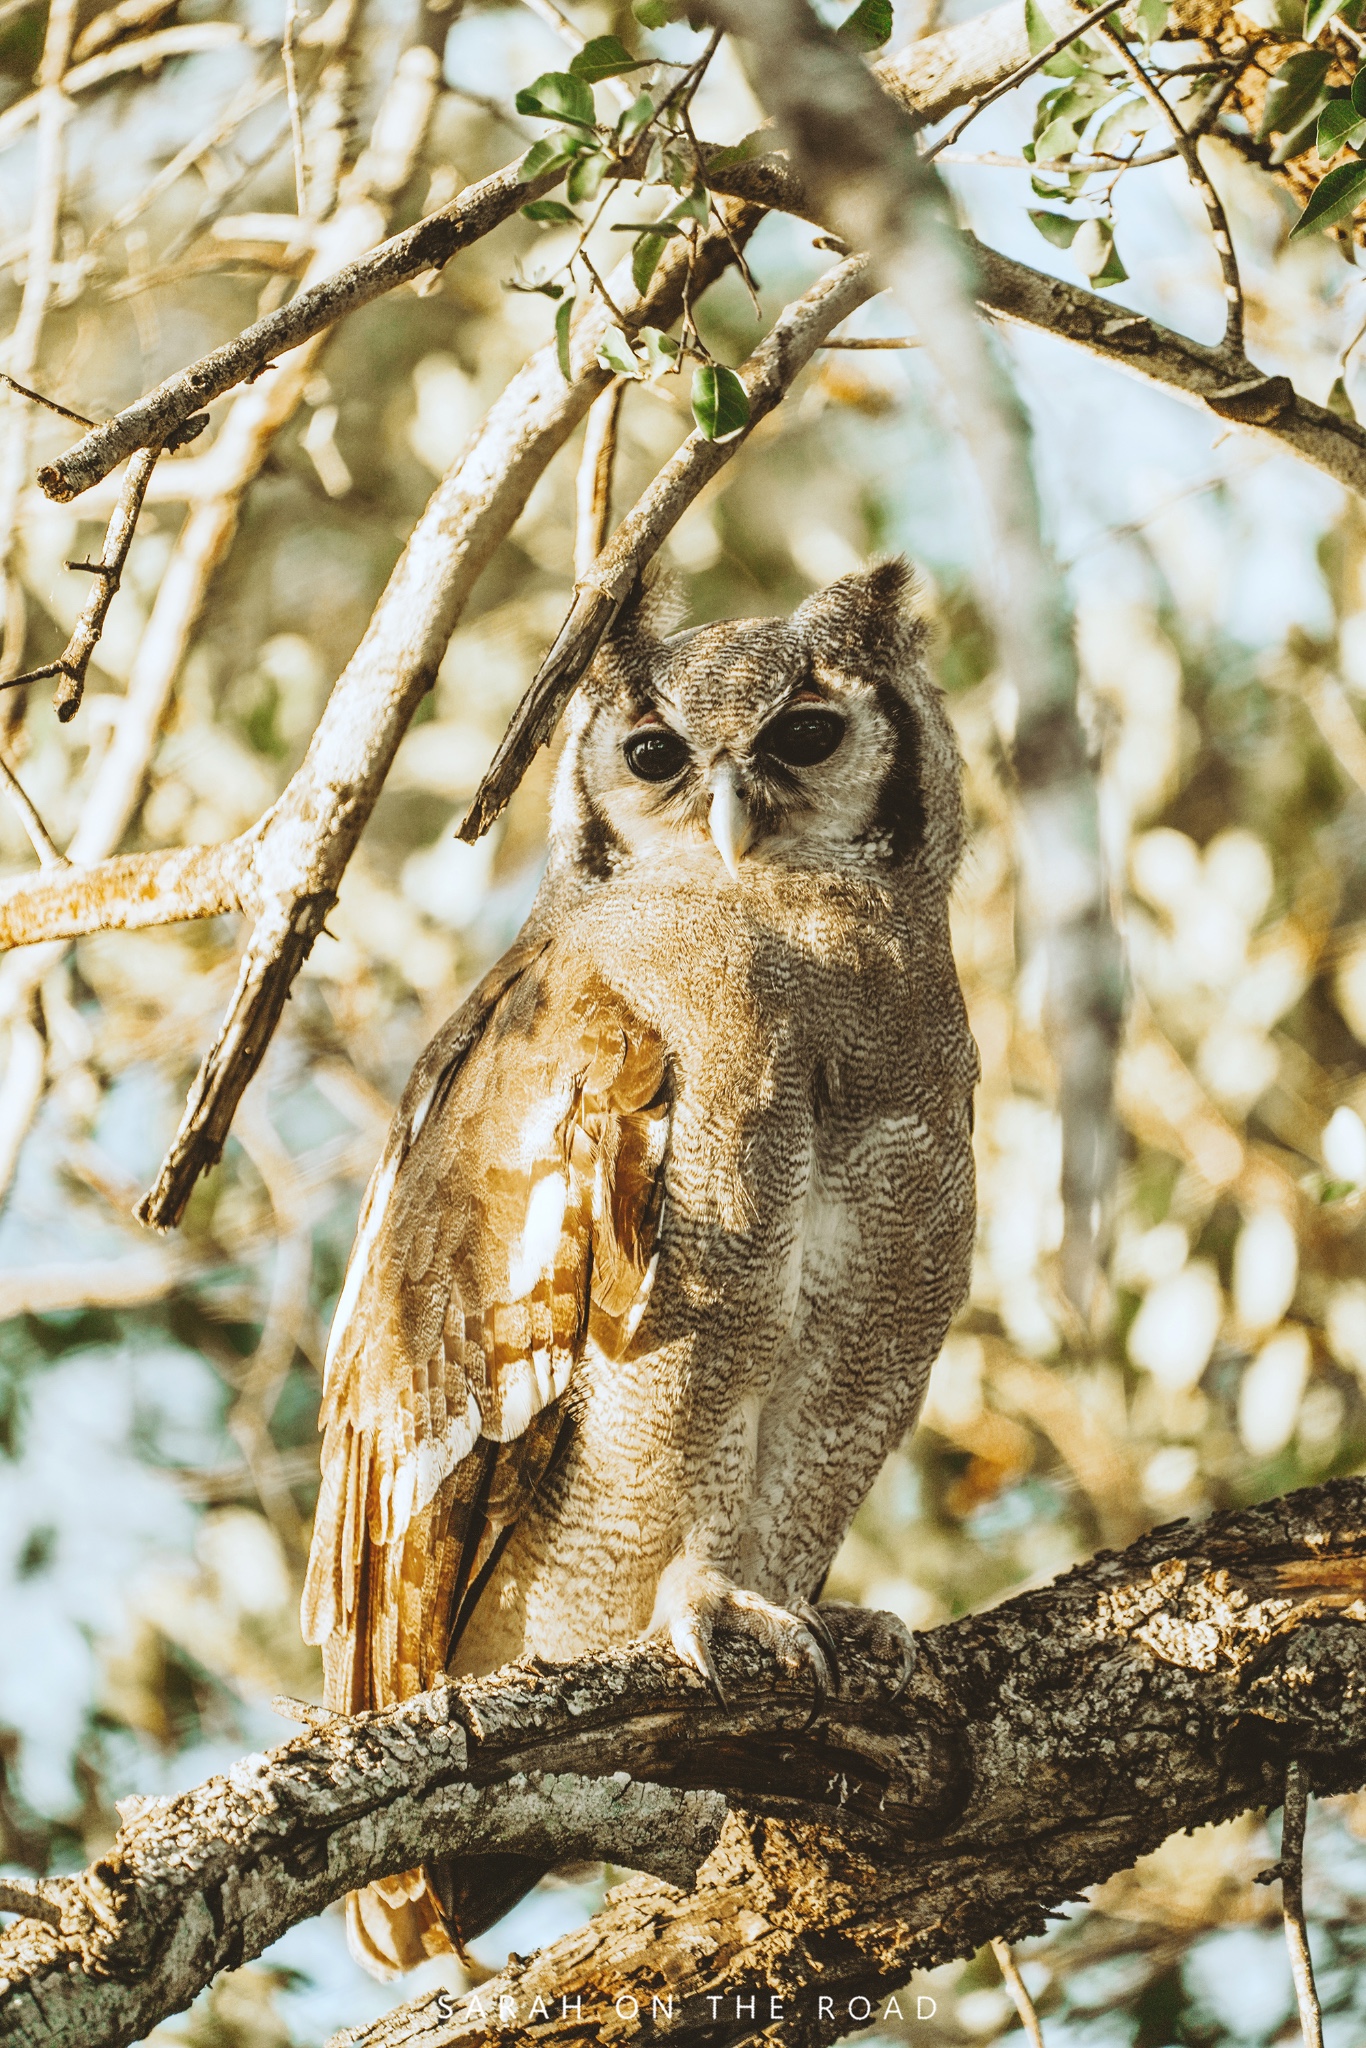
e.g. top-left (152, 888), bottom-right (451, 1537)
top-left (300, 559), bottom-right (978, 1978)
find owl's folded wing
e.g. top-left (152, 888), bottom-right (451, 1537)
top-left (300, 939), bottom-right (670, 1714)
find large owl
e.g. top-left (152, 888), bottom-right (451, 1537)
top-left (300, 559), bottom-right (978, 1977)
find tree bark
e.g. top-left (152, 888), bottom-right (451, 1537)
top-left (2, 1480), bottom-right (1365, 2048)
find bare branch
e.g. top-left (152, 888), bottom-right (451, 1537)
top-left (459, 251), bottom-right (874, 843)
top-left (992, 1938), bottom-right (1047, 2048)
top-left (131, 209), bottom-right (762, 1230)
top-left (0, 747), bottom-right (66, 868)
top-left (574, 381), bottom-right (624, 581)
top-left (0, 23), bottom-right (246, 155)
top-left (1094, 21), bottom-right (1244, 354)
top-left (3, 444), bottom-right (161, 722)
top-left (4, 1478), bottom-right (1365, 2048)
top-left (1279, 1760), bottom-right (1325, 2048)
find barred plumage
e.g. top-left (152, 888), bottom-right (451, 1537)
top-left (302, 561), bottom-right (978, 1976)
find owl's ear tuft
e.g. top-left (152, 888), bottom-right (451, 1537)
top-left (794, 557), bottom-right (921, 667)
top-left (583, 568), bottom-right (686, 704)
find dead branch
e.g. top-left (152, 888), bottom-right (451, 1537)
top-left (3, 1479), bottom-right (1366, 2048)
top-left (4, 444), bottom-right (161, 721)
top-left (1279, 1759), bottom-right (1325, 2048)
top-left (459, 252), bottom-right (874, 842)
top-left (573, 382), bottom-right (624, 582)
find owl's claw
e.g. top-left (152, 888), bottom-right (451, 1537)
top-left (650, 1559), bottom-right (833, 1710)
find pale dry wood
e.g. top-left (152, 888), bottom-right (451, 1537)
top-left (460, 251), bottom-right (874, 842)
top-left (3, 1479), bottom-right (1366, 2048)
top-left (574, 381), bottom-right (625, 582)
top-left (991, 1938), bottom-right (1047, 2048)
top-left (1280, 1760), bottom-right (1325, 2048)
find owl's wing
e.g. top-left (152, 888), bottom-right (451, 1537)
top-left (300, 937), bottom-right (670, 1715)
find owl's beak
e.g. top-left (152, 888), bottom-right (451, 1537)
top-left (707, 764), bottom-right (755, 881)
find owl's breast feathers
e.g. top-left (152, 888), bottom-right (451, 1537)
top-left (300, 931), bottom-right (670, 1717)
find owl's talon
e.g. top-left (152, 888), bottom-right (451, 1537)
top-left (792, 1599), bottom-right (842, 1696)
top-left (650, 1560), bottom-right (832, 1707)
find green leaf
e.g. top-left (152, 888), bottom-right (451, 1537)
top-left (670, 185), bottom-right (711, 223)
top-left (1259, 50), bottom-right (1332, 138)
top-left (618, 91), bottom-right (655, 142)
top-left (1028, 207), bottom-right (1081, 246)
top-left (645, 135), bottom-right (665, 183)
top-left (704, 128), bottom-right (768, 171)
top-left (597, 325), bottom-right (644, 378)
top-left (836, 0), bottom-right (893, 50)
top-left (521, 198), bottom-right (579, 224)
top-left (690, 362), bottom-right (749, 440)
top-left (1034, 117), bottom-right (1080, 160)
top-left (1328, 373), bottom-right (1358, 418)
top-left (518, 131), bottom-right (587, 183)
top-left (566, 147), bottom-right (607, 202)
top-left (570, 35), bottom-right (649, 83)
top-left (1352, 64), bottom-right (1366, 117)
top-left (631, 230), bottom-right (670, 293)
top-left (1317, 98), bottom-right (1366, 159)
top-left (1095, 96), bottom-right (1150, 152)
top-left (632, 0), bottom-right (680, 22)
top-left (1025, 0), bottom-right (1057, 54)
top-left (639, 325), bottom-right (681, 377)
top-left (515, 70), bottom-right (597, 130)
top-left (1074, 216), bottom-right (1128, 285)
top-left (1137, 0), bottom-right (1168, 40)
top-left (1305, 0), bottom-right (1345, 34)
top-left (555, 295), bottom-right (575, 381)
top-left (505, 275), bottom-right (564, 296)
top-left (1288, 153), bottom-right (1366, 234)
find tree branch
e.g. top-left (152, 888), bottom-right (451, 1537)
top-left (3, 1480), bottom-right (1365, 2048)
top-left (130, 209), bottom-right (761, 1230)
top-left (459, 252), bottom-right (874, 842)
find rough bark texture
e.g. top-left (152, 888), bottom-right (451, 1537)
top-left (2, 1481), bottom-right (1365, 2048)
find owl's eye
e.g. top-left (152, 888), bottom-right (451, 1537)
top-left (623, 726), bottom-right (691, 783)
top-left (759, 706), bottom-right (845, 768)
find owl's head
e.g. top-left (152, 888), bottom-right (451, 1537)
top-left (550, 559), bottom-right (963, 891)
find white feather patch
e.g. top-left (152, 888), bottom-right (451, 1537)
top-left (489, 1357), bottom-right (538, 1442)
top-left (325, 1152), bottom-right (399, 1377)
top-left (507, 1172), bottom-right (568, 1299)
top-left (623, 1251), bottom-right (659, 1341)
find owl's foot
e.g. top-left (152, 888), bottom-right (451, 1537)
top-left (815, 1599), bottom-right (917, 1698)
top-left (649, 1558), bottom-right (833, 1709)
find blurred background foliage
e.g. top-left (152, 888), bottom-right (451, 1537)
top-left (3, 0), bottom-right (1366, 2041)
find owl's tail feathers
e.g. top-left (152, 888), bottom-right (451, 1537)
top-left (344, 1856), bottom-right (548, 1981)
top-left (345, 1870), bottom-right (456, 1981)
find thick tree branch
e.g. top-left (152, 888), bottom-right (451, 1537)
top-left (3, 1481), bottom-right (1366, 2048)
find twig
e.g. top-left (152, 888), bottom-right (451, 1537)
top-left (818, 334), bottom-right (921, 347)
top-left (1095, 20), bottom-right (1243, 354)
top-left (923, 0), bottom-right (1129, 162)
top-left (1280, 1759), bottom-right (1325, 2048)
top-left (938, 143), bottom-right (1178, 168)
top-left (2, 444), bottom-right (161, 722)
top-left (0, 375), bottom-right (98, 427)
top-left (991, 1936), bottom-right (1047, 2048)
top-left (459, 251), bottom-right (872, 844)
top-left (574, 379), bottom-right (624, 579)
top-left (35, 152), bottom-right (594, 502)
top-left (0, 749), bottom-right (67, 867)
top-left (0, 0), bottom-right (78, 680)
top-left (282, 0), bottom-right (309, 215)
